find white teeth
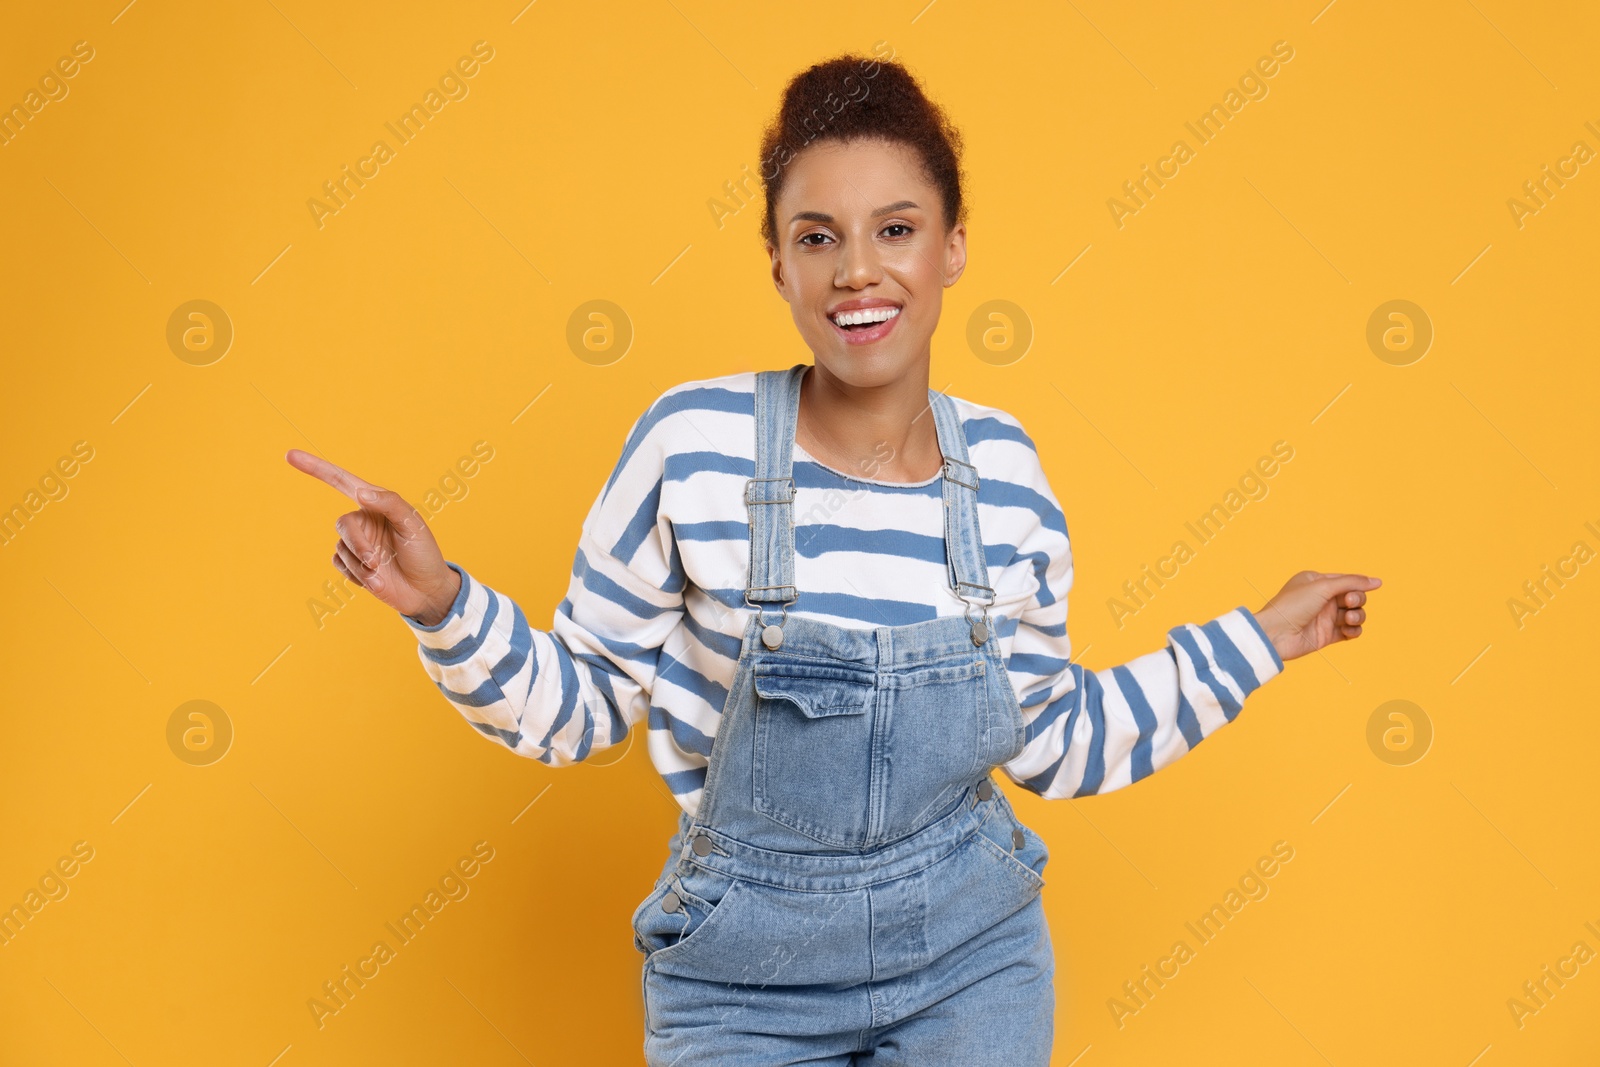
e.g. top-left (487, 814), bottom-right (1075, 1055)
top-left (832, 306), bottom-right (900, 328)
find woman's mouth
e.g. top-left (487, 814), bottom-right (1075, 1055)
top-left (828, 305), bottom-right (901, 346)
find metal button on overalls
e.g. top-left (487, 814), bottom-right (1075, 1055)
top-left (637, 364), bottom-right (1054, 1066)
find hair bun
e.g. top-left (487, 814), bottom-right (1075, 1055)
top-left (757, 54), bottom-right (966, 247)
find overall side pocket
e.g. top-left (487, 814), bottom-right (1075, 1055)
top-left (632, 863), bottom-right (743, 966)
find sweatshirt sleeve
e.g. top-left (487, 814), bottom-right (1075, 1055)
top-left (399, 398), bottom-right (686, 766)
top-left (997, 437), bottom-right (1285, 799)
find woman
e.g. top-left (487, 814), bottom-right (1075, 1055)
top-left (288, 54), bottom-right (1379, 1065)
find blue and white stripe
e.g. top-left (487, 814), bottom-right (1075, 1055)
top-left (404, 370), bottom-right (1284, 816)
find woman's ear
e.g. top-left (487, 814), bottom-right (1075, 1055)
top-left (942, 222), bottom-right (968, 288)
top-left (767, 241), bottom-right (791, 303)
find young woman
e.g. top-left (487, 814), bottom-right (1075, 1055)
top-left (289, 54), bottom-right (1379, 1065)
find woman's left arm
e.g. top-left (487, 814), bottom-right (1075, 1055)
top-left (1003, 602), bottom-right (1287, 799)
top-left (996, 440), bottom-right (1379, 800)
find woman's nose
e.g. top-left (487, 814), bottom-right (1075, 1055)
top-left (835, 234), bottom-right (884, 288)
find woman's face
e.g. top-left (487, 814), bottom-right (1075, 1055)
top-left (767, 137), bottom-right (967, 389)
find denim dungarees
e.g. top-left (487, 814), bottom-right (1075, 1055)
top-left (632, 364), bottom-right (1055, 1065)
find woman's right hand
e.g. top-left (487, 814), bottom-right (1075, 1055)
top-left (286, 449), bottom-right (461, 625)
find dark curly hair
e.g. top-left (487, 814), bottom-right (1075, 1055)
top-left (757, 53), bottom-right (967, 247)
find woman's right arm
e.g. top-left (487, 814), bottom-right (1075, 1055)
top-left (399, 524), bottom-right (684, 766)
top-left (288, 396), bottom-right (685, 767)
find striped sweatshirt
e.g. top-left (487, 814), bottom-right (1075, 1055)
top-left (403, 370), bottom-right (1285, 818)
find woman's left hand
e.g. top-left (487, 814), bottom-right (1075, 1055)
top-left (1252, 571), bottom-right (1382, 664)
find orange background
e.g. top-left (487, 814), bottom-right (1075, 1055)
top-left (2, 1), bottom-right (1598, 1063)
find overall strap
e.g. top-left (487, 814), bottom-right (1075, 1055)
top-left (743, 363), bottom-right (807, 606)
top-left (929, 388), bottom-right (996, 609)
top-left (742, 366), bottom-right (995, 644)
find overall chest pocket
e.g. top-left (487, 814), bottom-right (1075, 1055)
top-left (751, 653), bottom-right (990, 849)
top-left (752, 657), bottom-right (879, 849)
top-left (876, 656), bottom-right (990, 838)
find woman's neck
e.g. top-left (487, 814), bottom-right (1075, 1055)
top-left (794, 360), bottom-right (944, 484)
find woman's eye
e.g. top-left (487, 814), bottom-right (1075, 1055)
top-left (883, 223), bottom-right (912, 238)
top-left (798, 232), bottom-right (832, 247)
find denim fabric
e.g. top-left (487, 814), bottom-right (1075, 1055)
top-left (632, 366), bottom-right (1055, 1064)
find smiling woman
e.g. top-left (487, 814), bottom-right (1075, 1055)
top-left (289, 50), bottom-right (1381, 1067)
top-left (755, 57), bottom-right (971, 484)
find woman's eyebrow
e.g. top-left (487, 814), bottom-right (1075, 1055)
top-left (789, 200), bottom-right (921, 224)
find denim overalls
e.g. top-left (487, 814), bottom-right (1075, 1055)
top-left (632, 364), bottom-right (1055, 1065)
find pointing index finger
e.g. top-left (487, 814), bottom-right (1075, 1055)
top-left (286, 448), bottom-right (379, 503)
